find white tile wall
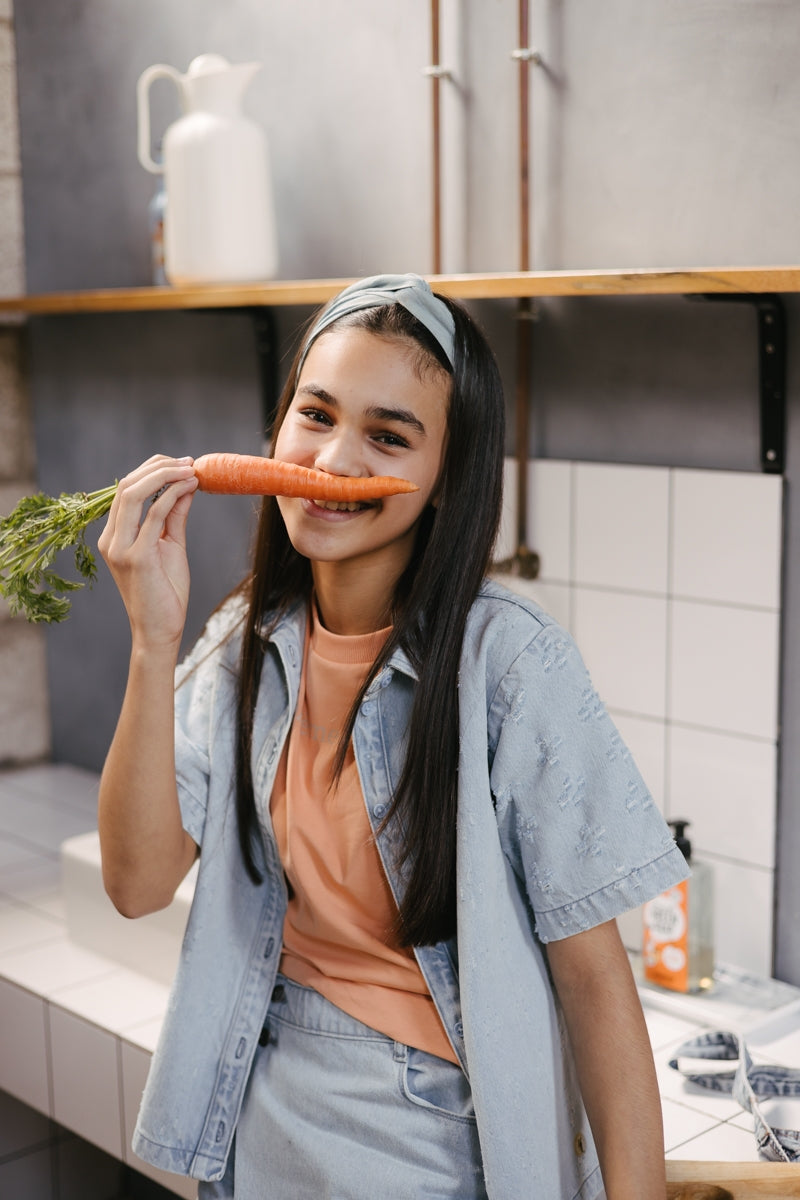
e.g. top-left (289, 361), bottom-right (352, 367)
top-left (497, 458), bottom-right (783, 977)
top-left (670, 601), bottom-right (780, 739)
top-left (572, 589), bottom-right (668, 718)
top-left (668, 726), bottom-right (776, 870)
top-left (573, 462), bottom-right (670, 593)
top-left (672, 469), bottom-right (783, 609)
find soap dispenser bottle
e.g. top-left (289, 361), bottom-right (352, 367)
top-left (642, 819), bottom-right (714, 993)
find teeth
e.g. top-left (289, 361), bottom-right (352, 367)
top-left (317, 500), bottom-right (363, 511)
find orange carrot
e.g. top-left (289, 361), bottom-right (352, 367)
top-left (193, 453), bottom-right (419, 501)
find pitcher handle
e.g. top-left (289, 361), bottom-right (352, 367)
top-left (137, 64), bottom-right (183, 174)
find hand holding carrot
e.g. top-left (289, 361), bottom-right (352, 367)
top-left (0, 452), bottom-right (418, 624)
top-left (97, 455), bottom-right (199, 653)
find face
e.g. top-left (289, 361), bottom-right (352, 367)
top-left (273, 326), bottom-right (450, 586)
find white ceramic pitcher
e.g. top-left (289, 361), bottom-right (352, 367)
top-left (137, 53), bottom-right (278, 285)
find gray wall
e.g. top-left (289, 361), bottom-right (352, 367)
top-left (12, 1), bottom-right (800, 979)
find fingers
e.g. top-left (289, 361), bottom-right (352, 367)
top-left (100, 456), bottom-right (197, 557)
top-left (97, 456), bottom-right (199, 648)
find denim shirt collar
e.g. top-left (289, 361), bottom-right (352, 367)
top-left (264, 598), bottom-right (419, 688)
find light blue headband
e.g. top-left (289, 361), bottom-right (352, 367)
top-left (298, 273), bottom-right (456, 371)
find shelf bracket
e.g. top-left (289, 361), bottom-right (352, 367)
top-left (246, 306), bottom-right (279, 438)
top-left (691, 292), bottom-right (786, 474)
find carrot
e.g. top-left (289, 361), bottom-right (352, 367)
top-left (193, 453), bottom-right (419, 502)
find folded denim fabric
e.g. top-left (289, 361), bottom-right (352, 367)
top-left (670, 1029), bottom-right (800, 1163)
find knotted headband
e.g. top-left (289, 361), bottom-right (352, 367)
top-left (297, 273), bottom-right (456, 372)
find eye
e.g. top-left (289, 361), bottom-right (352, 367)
top-left (373, 430), bottom-right (411, 449)
top-left (299, 407), bottom-right (332, 426)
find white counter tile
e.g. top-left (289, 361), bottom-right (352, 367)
top-left (660, 1097), bottom-right (720, 1153)
top-left (0, 978), bottom-right (50, 1113)
top-left (0, 855), bottom-right (62, 912)
top-left (0, 899), bottom-right (63, 956)
top-left (121, 1014), bottom-right (165, 1055)
top-left (665, 1115), bottom-right (762, 1161)
top-left (49, 1006), bottom-right (122, 1158)
top-left (0, 933), bottom-right (119, 996)
top-left (643, 1005), bottom-right (703, 1052)
top-left (50, 967), bottom-right (169, 1036)
top-left (0, 764), bottom-right (99, 812)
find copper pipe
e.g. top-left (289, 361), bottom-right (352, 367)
top-left (512, 0), bottom-right (539, 577)
top-left (518, 0), bottom-right (530, 275)
top-left (430, 0), bottom-right (443, 274)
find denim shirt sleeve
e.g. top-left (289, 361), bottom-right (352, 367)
top-left (173, 598), bottom-right (246, 847)
top-left (488, 617), bottom-right (688, 943)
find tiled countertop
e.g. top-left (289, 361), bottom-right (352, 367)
top-left (0, 763), bottom-right (193, 1199)
top-left (2, 762), bottom-right (800, 1192)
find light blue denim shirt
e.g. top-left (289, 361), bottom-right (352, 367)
top-left (132, 579), bottom-right (688, 1199)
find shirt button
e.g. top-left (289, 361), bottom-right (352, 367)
top-left (454, 1021), bottom-right (464, 1038)
top-left (264, 937), bottom-right (274, 958)
top-left (574, 1132), bottom-right (586, 1157)
top-left (373, 803), bottom-right (387, 818)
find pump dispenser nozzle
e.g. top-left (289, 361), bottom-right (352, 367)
top-left (668, 819), bottom-right (692, 862)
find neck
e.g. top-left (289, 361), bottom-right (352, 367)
top-left (311, 560), bottom-right (396, 635)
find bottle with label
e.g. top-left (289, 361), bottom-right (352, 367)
top-left (642, 820), bottom-right (714, 993)
top-left (148, 170), bottom-right (167, 286)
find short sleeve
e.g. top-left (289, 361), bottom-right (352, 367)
top-left (489, 621), bottom-right (688, 942)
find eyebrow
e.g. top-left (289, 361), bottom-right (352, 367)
top-left (296, 384), bottom-right (427, 437)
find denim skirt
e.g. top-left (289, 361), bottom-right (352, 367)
top-left (231, 975), bottom-right (487, 1199)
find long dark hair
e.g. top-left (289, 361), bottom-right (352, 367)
top-left (234, 294), bottom-right (505, 946)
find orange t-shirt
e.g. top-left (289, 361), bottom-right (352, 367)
top-left (270, 605), bottom-right (456, 1063)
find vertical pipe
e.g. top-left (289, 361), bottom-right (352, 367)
top-left (515, 0), bottom-right (536, 574)
top-left (430, 0), bottom-right (443, 274)
top-left (518, 0), bottom-right (531, 276)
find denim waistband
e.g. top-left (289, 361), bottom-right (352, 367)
top-left (670, 1030), bottom-right (800, 1163)
top-left (268, 974), bottom-right (395, 1043)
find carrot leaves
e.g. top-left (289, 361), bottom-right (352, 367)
top-left (0, 484), bottom-right (117, 623)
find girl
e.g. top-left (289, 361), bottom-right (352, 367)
top-left (98, 274), bottom-right (687, 1200)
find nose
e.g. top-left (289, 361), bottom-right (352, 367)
top-left (313, 427), bottom-right (366, 478)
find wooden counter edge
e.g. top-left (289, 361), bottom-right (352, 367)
top-left (666, 1158), bottom-right (800, 1198)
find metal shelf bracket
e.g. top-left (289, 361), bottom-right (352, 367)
top-left (246, 306), bottom-right (279, 437)
top-left (693, 292), bottom-right (786, 474)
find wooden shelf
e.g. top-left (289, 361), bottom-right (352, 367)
top-left (1, 266), bottom-right (800, 315)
